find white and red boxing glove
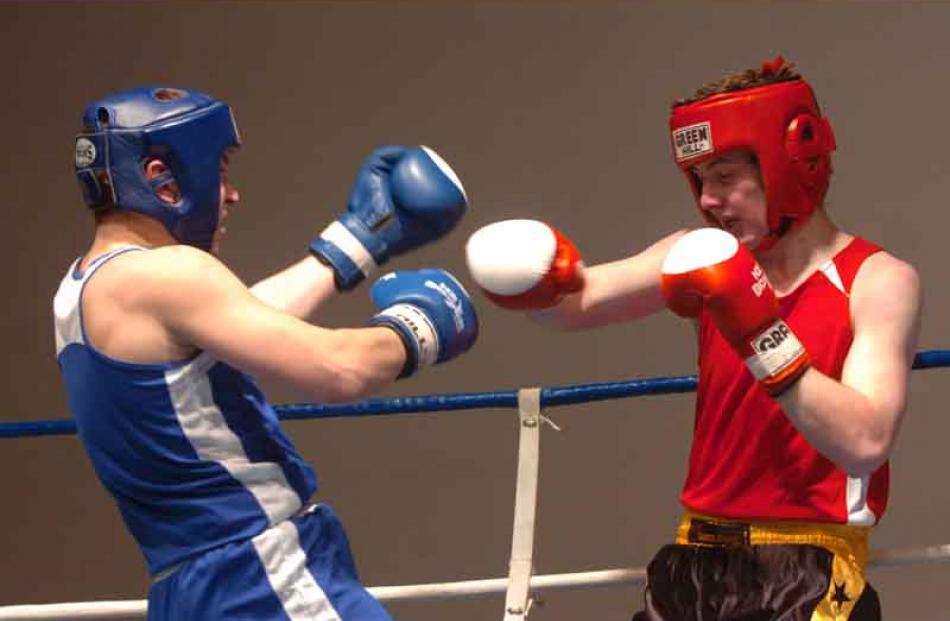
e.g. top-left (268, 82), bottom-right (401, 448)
top-left (465, 219), bottom-right (584, 310)
top-left (660, 228), bottom-right (809, 396)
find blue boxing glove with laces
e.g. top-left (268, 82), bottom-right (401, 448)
top-left (369, 269), bottom-right (478, 377)
top-left (310, 146), bottom-right (468, 290)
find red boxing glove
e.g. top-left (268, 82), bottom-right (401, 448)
top-left (660, 228), bottom-right (809, 396)
top-left (465, 219), bottom-right (584, 310)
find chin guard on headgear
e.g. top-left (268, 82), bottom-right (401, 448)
top-left (669, 60), bottom-right (836, 251)
top-left (74, 87), bottom-right (240, 250)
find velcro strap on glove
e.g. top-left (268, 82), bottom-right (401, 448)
top-left (370, 303), bottom-right (440, 377)
top-left (309, 221), bottom-right (382, 290)
top-left (744, 319), bottom-right (810, 396)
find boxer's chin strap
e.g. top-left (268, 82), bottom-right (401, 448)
top-left (758, 216), bottom-right (797, 252)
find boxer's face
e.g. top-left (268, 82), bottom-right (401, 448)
top-left (692, 150), bottom-right (768, 249)
top-left (144, 152), bottom-right (240, 253)
top-left (212, 149), bottom-right (240, 254)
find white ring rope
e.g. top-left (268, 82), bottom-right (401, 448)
top-left (2, 550), bottom-right (949, 621)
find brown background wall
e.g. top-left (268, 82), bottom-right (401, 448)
top-left (2, 1), bottom-right (949, 619)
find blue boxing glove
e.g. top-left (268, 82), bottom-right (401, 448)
top-left (311, 146), bottom-right (468, 291)
top-left (369, 269), bottom-right (478, 377)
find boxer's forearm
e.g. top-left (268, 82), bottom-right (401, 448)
top-left (250, 256), bottom-right (338, 320)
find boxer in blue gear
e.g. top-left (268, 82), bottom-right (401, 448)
top-left (54, 85), bottom-right (476, 621)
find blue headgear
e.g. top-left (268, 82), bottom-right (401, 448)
top-left (75, 87), bottom-right (240, 250)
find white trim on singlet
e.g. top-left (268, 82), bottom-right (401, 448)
top-left (252, 516), bottom-right (342, 621)
top-left (54, 259), bottom-right (85, 356)
top-left (819, 260), bottom-right (847, 296)
top-left (164, 353), bottom-right (303, 526)
top-left (54, 247), bottom-right (146, 356)
top-left (846, 474), bottom-right (877, 526)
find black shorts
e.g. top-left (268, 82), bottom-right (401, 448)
top-left (631, 514), bottom-right (881, 621)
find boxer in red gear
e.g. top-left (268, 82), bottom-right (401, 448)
top-left (467, 58), bottom-right (921, 620)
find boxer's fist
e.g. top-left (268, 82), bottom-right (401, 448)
top-left (660, 228), bottom-right (809, 395)
top-left (387, 147), bottom-right (468, 254)
top-left (465, 219), bottom-right (584, 310)
top-left (369, 269), bottom-right (478, 377)
top-left (311, 146), bottom-right (468, 290)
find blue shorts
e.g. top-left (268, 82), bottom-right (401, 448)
top-left (148, 504), bottom-right (393, 621)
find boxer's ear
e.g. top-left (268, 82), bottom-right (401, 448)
top-left (144, 158), bottom-right (182, 205)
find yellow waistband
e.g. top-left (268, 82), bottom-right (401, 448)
top-left (676, 511), bottom-right (870, 569)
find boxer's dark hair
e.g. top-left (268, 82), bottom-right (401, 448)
top-left (673, 57), bottom-right (801, 107)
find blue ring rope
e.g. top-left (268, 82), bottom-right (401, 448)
top-left (4, 349), bottom-right (950, 440)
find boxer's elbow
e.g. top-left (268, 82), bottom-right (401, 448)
top-left (839, 423), bottom-right (899, 476)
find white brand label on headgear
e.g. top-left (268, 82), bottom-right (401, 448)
top-left (75, 138), bottom-right (97, 168)
top-left (672, 122), bottom-right (713, 161)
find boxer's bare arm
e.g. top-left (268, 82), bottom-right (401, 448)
top-left (777, 252), bottom-right (922, 474)
top-left (249, 255), bottom-right (338, 320)
top-left (531, 229), bottom-right (689, 330)
top-left (82, 246), bottom-right (406, 403)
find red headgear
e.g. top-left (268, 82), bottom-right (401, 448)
top-left (669, 62), bottom-right (836, 250)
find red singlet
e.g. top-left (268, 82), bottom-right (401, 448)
top-left (682, 237), bottom-right (888, 525)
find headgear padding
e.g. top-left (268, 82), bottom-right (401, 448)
top-left (75, 87), bottom-right (240, 250)
top-left (669, 75), bottom-right (836, 250)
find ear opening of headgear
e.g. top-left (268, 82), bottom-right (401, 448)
top-left (74, 86), bottom-right (241, 250)
top-left (785, 112), bottom-right (836, 188)
top-left (669, 66), bottom-right (835, 249)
